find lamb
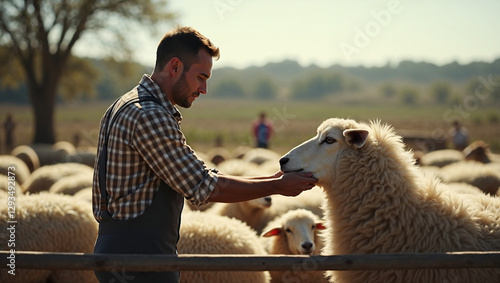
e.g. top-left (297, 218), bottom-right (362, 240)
top-left (261, 209), bottom-right (328, 283)
top-left (177, 211), bottom-right (270, 283)
top-left (0, 192), bottom-right (98, 283)
top-left (23, 163), bottom-right (94, 194)
top-left (279, 118), bottom-right (500, 283)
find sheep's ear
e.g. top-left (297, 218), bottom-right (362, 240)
top-left (315, 223), bottom-right (326, 230)
top-left (262, 228), bottom-right (282, 237)
top-left (343, 129), bottom-right (369, 148)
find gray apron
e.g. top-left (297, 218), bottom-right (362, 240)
top-left (93, 93), bottom-right (184, 282)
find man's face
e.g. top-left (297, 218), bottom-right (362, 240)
top-left (172, 49), bottom-right (213, 108)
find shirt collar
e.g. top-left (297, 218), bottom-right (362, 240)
top-left (138, 74), bottom-right (182, 122)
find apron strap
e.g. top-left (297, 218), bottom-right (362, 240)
top-left (98, 89), bottom-right (164, 216)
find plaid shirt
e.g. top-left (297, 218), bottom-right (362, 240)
top-left (92, 75), bottom-right (218, 221)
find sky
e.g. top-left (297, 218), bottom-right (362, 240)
top-left (76, 0), bottom-right (500, 70)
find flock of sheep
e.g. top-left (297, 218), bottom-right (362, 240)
top-left (1, 118), bottom-right (500, 283)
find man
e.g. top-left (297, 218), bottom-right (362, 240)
top-left (448, 120), bottom-right (469, 151)
top-left (92, 26), bottom-right (317, 283)
top-left (253, 111), bottom-right (274, 148)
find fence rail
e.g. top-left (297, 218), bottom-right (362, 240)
top-left (1, 251), bottom-right (500, 272)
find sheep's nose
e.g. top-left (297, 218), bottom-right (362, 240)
top-left (279, 157), bottom-right (289, 166)
top-left (302, 242), bottom-right (313, 251)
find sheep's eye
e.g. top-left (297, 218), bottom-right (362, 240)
top-left (285, 228), bottom-right (292, 233)
top-left (311, 225), bottom-right (315, 230)
top-left (322, 136), bottom-right (336, 144)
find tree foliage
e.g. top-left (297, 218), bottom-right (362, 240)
top-left (253, 78), bottom-right (277, 100)
top-left (212, 78), bottom-right (246, 98)
top-left (0, 0), bottom-right (175, 143)
top-left (291, 71), bottom-right (345, 99)
top-left (430, 80), bottom-right (452, 105)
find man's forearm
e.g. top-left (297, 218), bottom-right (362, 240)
top-left (207, 175), bottom-right (278, 203)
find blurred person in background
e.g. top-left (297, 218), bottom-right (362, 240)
top-left (448, 120), bottom-right (469, 150)
top-left (3, 113), bottom-right (15, 153)
top-left (252, 111), bottom-right (274, 148)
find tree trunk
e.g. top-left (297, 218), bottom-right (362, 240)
top-left (29, 82), bottom-right (57, 144)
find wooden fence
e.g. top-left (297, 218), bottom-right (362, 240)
top-left (1, 251), bottom-right (500, 272)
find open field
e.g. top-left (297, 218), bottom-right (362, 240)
top-left (1, 99), bottom-right (499, 156)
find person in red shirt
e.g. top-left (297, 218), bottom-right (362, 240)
top-left (253, 111), bottom-right (274, 148)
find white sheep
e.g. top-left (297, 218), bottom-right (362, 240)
top-left (11, 144), bottom-right (40, 173)
top-left (445, 182), bottom-right (486, 195)
top-left (242, 147), bottom-right (282, 165)
top-left (206, 146), bottom-right (233, 165)
top-left (419, 148), bottom-right (465, 167)
top-left (0, 192), bottom-right (98, 283)
top-left (261, 209), bottom-right (328, 283)
top-left (65, 147), bottom-right (97, 168)
top-left (178, 211), bottom-right (270, 283)
top-left (49, 171), bottom-right (93, 195)
top-left (74, 186), bottom-right (93, 203)
top-left (23, 163), bottom-right (94, 194)
top-left (207, 187), bottom-right (325, 234)
top-left (232, 145), bottom-right (253, 159)
top-left (29, 143), bottom-right (65, 166)
top-left (216, 158), bottom-right (264, 177)
top-left (438, 161), bottom-right (500, 196)
top-left (0, 155), bottom-right (31, 186)
top-left (0, 174), bottom-right (24, 196)
top-left (463, 140), bottom-right (500, 164)
top-left (206, 195), bottom-right (273, 231)
top-left (280, 118), bottom-right (500, 283)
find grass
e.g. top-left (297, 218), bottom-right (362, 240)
top-left (1, 99), bottom-right (499, 155)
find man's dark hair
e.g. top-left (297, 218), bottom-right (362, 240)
top-left (155, 26), bottom-right (220, 72)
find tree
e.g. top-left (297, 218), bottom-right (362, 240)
top-left (430, 80), bottom-right (451, 105)
top-left (0, 0), bottom-right (175, 143)
top-left (254, 78), bottom-right (277, 100)
top-left (400, 86), bottom-right (418, 105)
top-left (212, 79), bottom-right (246, 98)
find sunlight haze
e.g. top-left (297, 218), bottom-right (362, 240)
top-left (75, 0), bottom-right (500, 69)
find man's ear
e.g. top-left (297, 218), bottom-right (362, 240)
top-left (167, 57), bottom-right (184, 77)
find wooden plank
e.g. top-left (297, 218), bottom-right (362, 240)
top-left (1, 251), bottom-right (500, 272)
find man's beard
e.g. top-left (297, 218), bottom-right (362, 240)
top-left (172, 72), bottom-right (196, 108)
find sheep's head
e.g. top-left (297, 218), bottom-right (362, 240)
top-left (246, 196), bottom-right (272, 209)
top-left (262, 209), bottom-right (326, 255)
top-left (280, 118), bottom-right (369, 187)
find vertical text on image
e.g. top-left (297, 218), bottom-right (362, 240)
top-left (6, 166), bottom-right (17, 276)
